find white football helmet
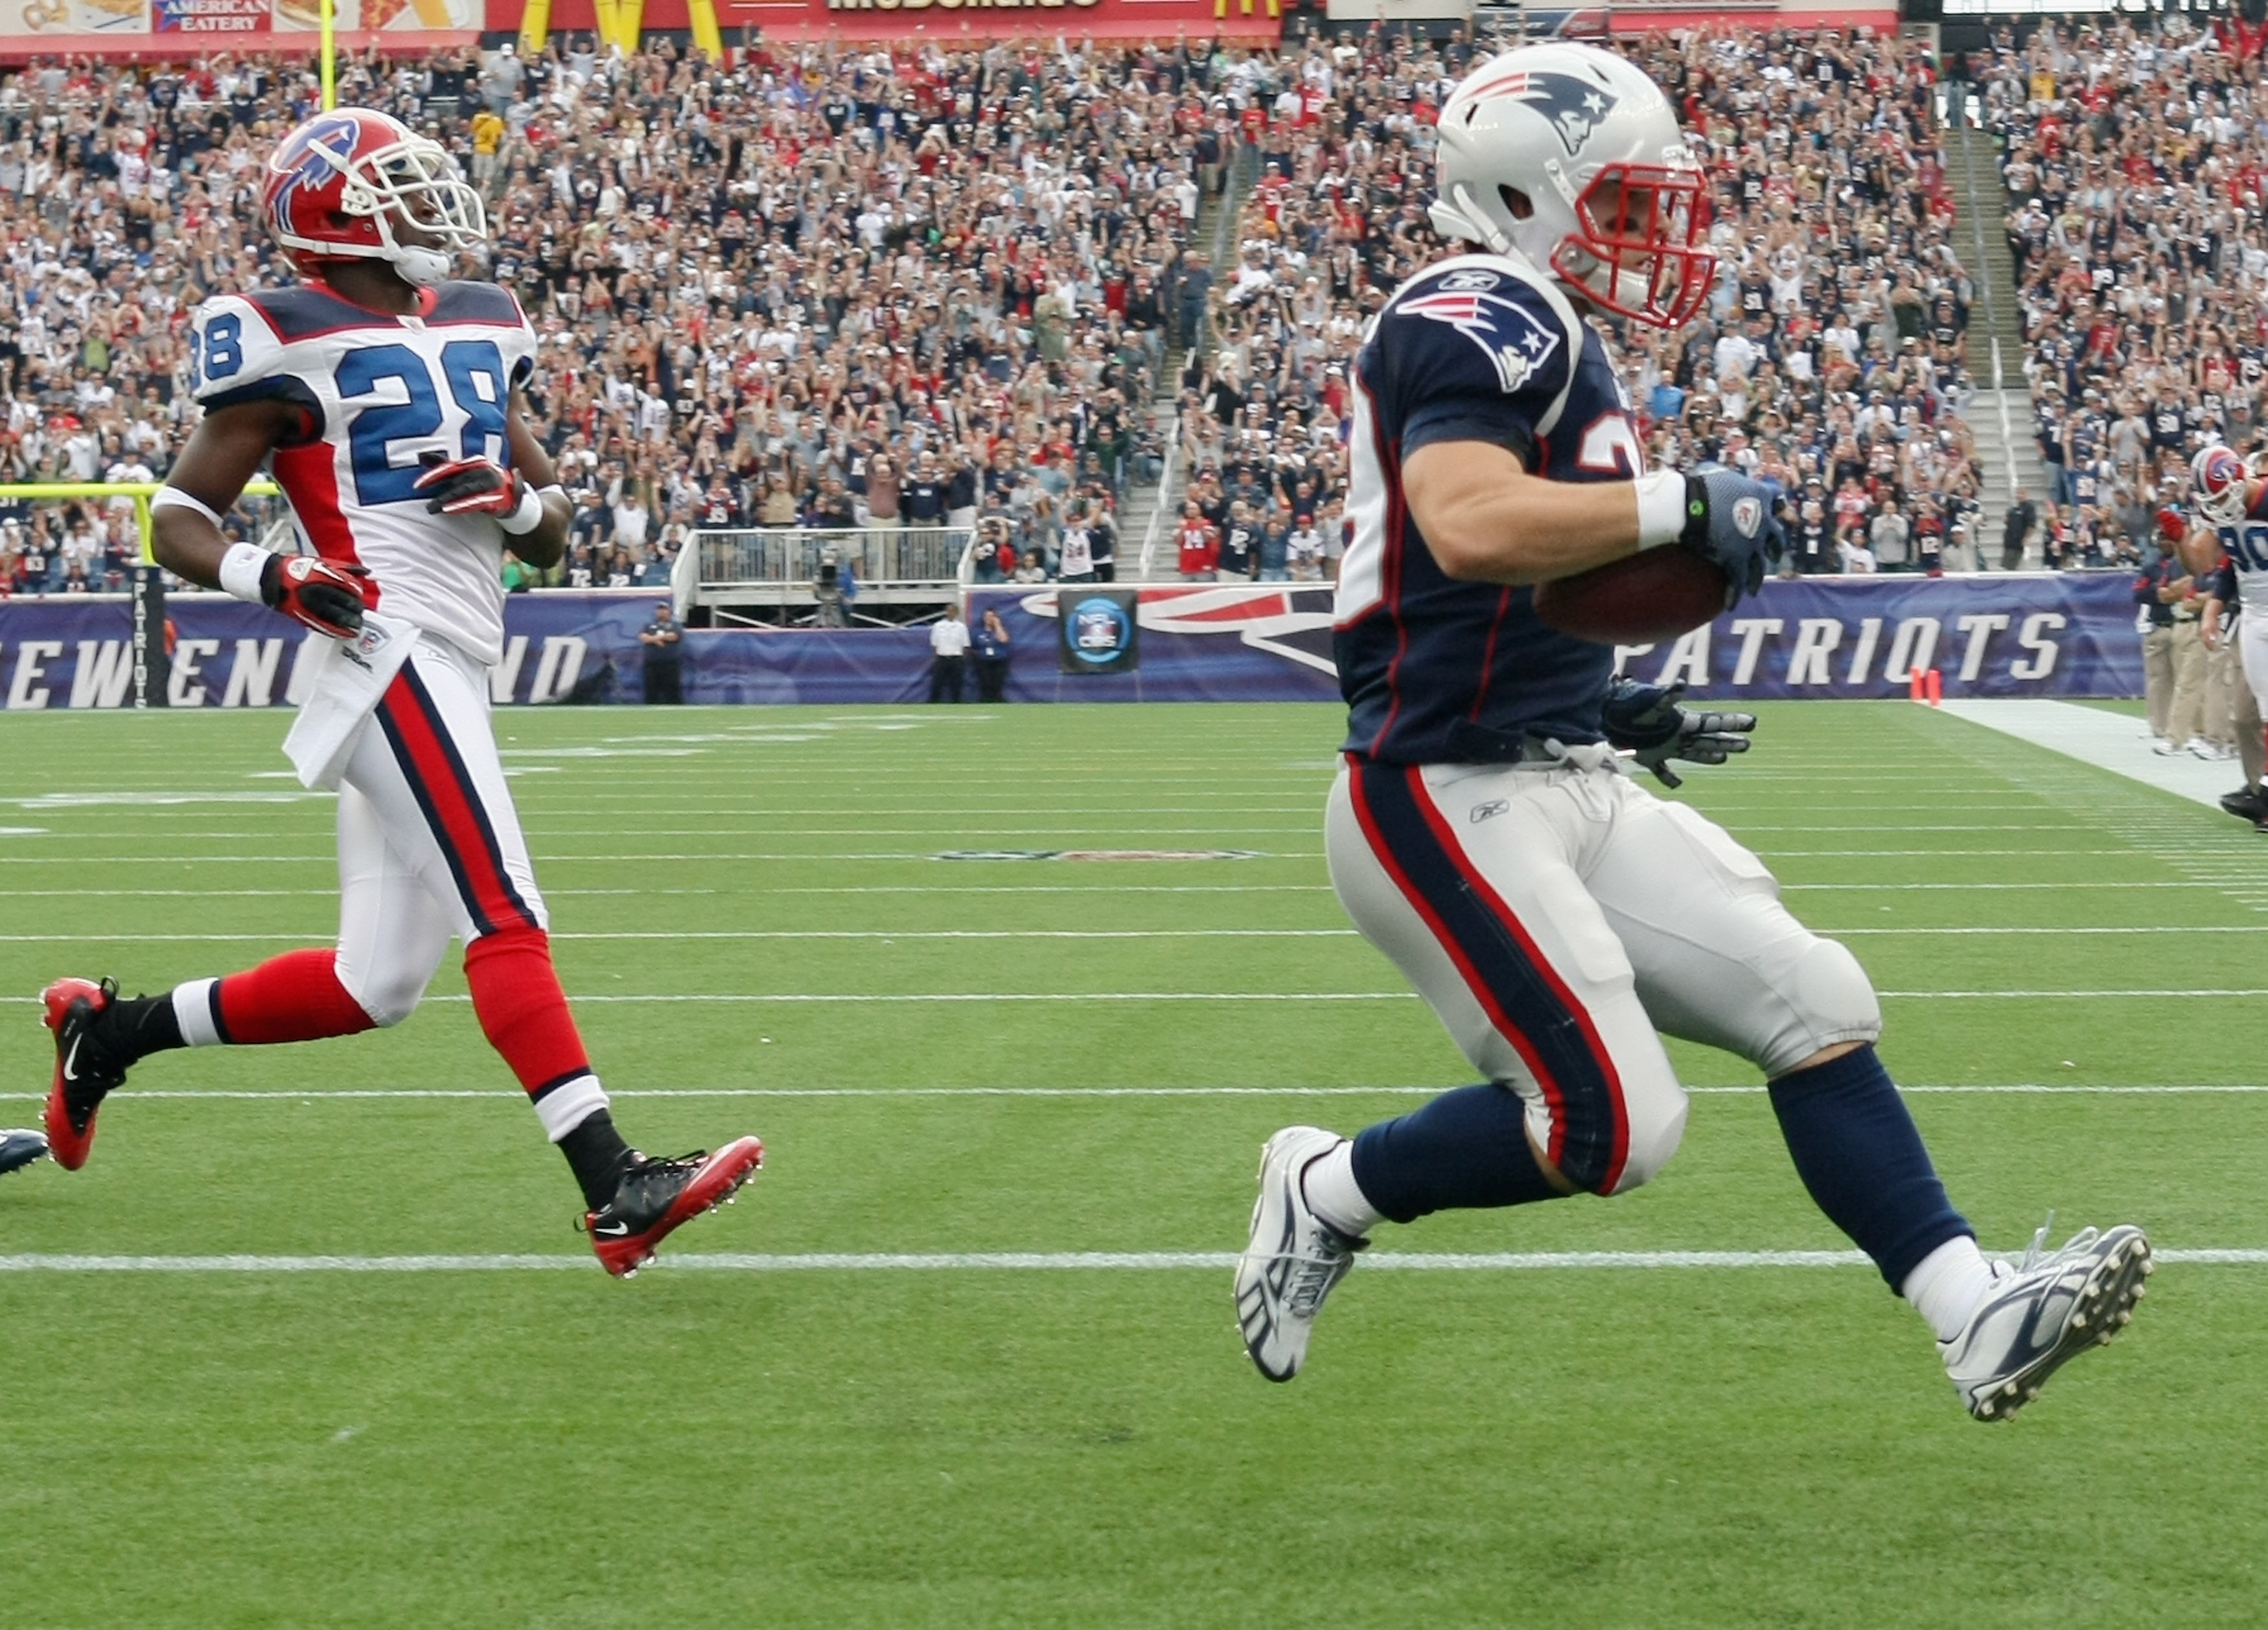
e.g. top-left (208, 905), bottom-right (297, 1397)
top-left (1429, 42), bottom-right (1715, 329)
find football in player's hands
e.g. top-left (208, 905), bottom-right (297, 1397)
top-left (1533, 547), bottom-right (1729, 645)
top-left (262, 553), bottom-right (369, 640)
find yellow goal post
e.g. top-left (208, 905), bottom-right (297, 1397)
top-left (0, 481), bottom-right (284, 568)
top-left (0, 480), bottom-right (286, 711)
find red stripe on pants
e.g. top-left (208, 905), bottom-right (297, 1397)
top-left (1347, 761), bottom-right (1579, 1169)
top-left (1400, 767), bottom-right (1630, 1193)
top-left (378, 671), bottom-right (537, 937)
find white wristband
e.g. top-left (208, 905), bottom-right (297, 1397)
top-left (498, 481), bottom-right (549, 536)
top-left (1634, 470), bottom-right (1689, 550)
top-left (217, 541), bottom-right (271, 604)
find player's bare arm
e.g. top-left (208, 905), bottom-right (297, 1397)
top-left (1403, 439), bottom-right (1650, 583)
top-left (496, 391), bottom-right (570, 569)
top-left (153, 398), bottom-right (369, 641)
top-left (1406, 436), bottom-right (1784, 601)
top-left (149, 398), bottom-right (301, 587)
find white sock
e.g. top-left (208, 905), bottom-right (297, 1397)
top-left (1902, 1235), bottom-right (1998, 1343)
top-left (171, 978), bottom-right (224, 1048)
top-left (1301, 1138), bottom-right (1385, 1240)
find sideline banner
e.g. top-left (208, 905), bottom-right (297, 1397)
top-left (0, 591), bottom-right (656, 711)
top-left (0, 574), bottom-right (2147, 711)
top-left (968, 573), bottom-right (2147, 704)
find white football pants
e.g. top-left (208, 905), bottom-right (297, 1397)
top-left (330, 634), bottom-right (550, 1026)
top-left (1326, 749), bottom-right (1880, 1195)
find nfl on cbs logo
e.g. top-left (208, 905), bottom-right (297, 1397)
top-left (1057, 590), bottom-right (1141, 675)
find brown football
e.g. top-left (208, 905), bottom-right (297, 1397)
top-left (1531, 548), bottom-right (1729, 645)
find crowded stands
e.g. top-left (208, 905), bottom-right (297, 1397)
top-left (1172, 23), bottom-right (1987, 580)
top-left (0, 20), bottom-right (2067, 599)
top-left (1981, 14), bottom-right (2254, 569)
top-left (0, 36), bottom-right (1220, 595)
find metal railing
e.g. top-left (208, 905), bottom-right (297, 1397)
top-left (696, 525), bottom-right (972, 592)
top-left (1952, 87), bottom-right (2026, 517)
top-left (1139, 411), bottom-right (1184, 580)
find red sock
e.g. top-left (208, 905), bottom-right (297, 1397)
top-left (463, 926), bottom-right (592, 1097)
top-left (213, 949), bottom-right (378, 1045)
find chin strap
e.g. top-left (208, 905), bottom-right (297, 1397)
top-left (390, 246), bottom-right (454, 288)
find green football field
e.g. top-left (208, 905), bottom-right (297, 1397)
top-left (0, 700), bottom-right (2262, 1629)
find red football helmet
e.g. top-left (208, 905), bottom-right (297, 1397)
top-left (263, 108), bottom-right (486, 288)
top-left (2192, 442), bottom-right (2251, 527)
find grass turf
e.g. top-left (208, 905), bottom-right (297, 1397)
top-left (0, 700), bottom-right (2263, 1628)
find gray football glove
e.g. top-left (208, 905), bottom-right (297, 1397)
top-left (1601, 676), bottom-right (1757, 790)
top-left (1680, 469), bottom-right (1787, 606)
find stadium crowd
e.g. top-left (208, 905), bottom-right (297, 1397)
top-left (10, 17), bottom-right (2226, 601)
top-left (1981, 14), bottom-right (2268, 568)
top-left (0, 34), bottom-right (1225, 597)
top-left (1168, 22), bottom-right (1987, 582)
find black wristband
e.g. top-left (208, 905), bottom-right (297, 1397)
top-left (257, 552), bottom-right (283, 608)
top-left (1678, 473), bottom-right (1710, 552)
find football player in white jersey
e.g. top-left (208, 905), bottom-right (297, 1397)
top-left (2193, 443), bottom-right (2268, 769)
top-left (36, 109), bottom-right (760, 1277)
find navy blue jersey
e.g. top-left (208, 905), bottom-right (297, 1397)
top-left (1335, 253), bottom-right (1640, 763)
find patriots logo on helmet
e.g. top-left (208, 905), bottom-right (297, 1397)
top-left (1462, 69), bottom-right (1619, 157)
top-left (1399, 285), bottom-right (1564, 395)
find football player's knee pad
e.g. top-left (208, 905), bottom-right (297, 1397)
top-left (1755, 936), bottom-right (1882, 1080)
top-left (339, 965), bottom-right (429, 1029)
top-left (334, 943), bottom-right (443, 1029)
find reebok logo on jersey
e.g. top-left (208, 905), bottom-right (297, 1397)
top-left (1470, 799), bottom-right (1510, 824)
top-left (1400, 288), bottom-right (1562, 395)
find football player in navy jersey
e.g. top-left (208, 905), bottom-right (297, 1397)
top-left (1233, 43), bottom-right (2151, 1421)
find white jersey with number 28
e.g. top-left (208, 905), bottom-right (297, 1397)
top-left (188, 280), bottom-right (538, 667)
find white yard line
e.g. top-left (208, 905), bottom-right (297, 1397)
top-left (0, 853), bottom-right (1324, 865)
top-left (0, 929), bottom-right (1362, 944)
top-left (0, 1248), bottom-right (2254, 1272)
top-left (0, 987), bottom-right (2255, 1007)
top-left (1783, 881), bottom-right (2225, 891)
top-left (1, 1083), bottom-right (2254, 1103)
top-left (6, 926), bottom-right (2258, 945)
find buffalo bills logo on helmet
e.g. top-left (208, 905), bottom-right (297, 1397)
top-left (1461, 69), bottom-right (1619, 157)
top-left (266, 112), bottom-right (361, 239)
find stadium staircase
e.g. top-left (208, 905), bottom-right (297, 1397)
top-left (1120, 146), bottom-right (1259, 581)
top-left (1945, 89), bottom-right (2048, 564)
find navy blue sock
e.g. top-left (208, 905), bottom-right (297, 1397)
top-left (1766, 1045), bottom-right (1972, 1288)
top-left (1350, 1084), bottom-right (1566, 1225)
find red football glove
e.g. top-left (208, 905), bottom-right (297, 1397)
top-left (413, 453), bottom-right (529, 520)
top-left (262, 554), bottom-right (369, 640)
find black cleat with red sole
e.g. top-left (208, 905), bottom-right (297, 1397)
top-left (579, 1136), bottom-right (764, 1277)
top-left (41, 977), bottom-right (129, 1171)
